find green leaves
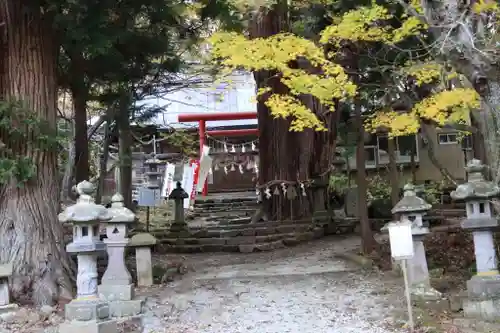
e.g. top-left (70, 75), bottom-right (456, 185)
top-left (0, 100), bottom-right (60, 185)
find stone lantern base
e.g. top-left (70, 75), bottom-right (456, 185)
top-left (109, 299), bottom-right (143, 317)
top-left (59, 320), bottom-right (117, 333)
top-left (98, 284), bottom-right (143, 317)
top-left (59, 299), bottom-right (117, 333)
top-left (463, 275), bottom-right (500, 321)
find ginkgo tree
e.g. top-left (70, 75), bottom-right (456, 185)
top-left (207, 0), bottom-right (487, 245)
top-left (210, 2), bottom-right (481, 136)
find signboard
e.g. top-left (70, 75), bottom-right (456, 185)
top-left (137, 188), bottom-right (161, 207)
top-left (388, 221), bottom-right (414, 260)
top-left (387, 220), bottom-right (415, 331)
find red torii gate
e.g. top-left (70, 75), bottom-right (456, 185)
top-left (177, 112), bottom-right (259, 196)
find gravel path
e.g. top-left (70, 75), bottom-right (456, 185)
top-left (140, 236), bottom-right (406, 333)
top-left (0, 236), bottom-right (408, 333)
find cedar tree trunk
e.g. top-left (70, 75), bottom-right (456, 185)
top-left (0, 0), bottom-right (73, 304)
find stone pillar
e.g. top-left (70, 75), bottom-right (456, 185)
top-left (391, 184), bottom-right (441, 302)
top-left (451, 159), bottom-right (500, 321)
top-left (99, 193), bottom-right (143, 317)
top-left (0, 263), bottom-right (16, 313)
top-left (169, 181), bottom-right (189, 232)
top-left (129, 233), bottom-right (157, 287)
top-left (58, 181), bottom-right (117, 333)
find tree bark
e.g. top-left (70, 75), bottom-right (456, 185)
top-left (388, 137), bottom-right (399, 206)
top-left (95, 115), bottom-right (111, 205)
top-left (116, 92), bottom-right (133, 208)
top-left (354, 103), bottom-right (376, 254)
top-left (60, 132), bottom-right (76, 203)
top-left (70, 51), bottom-right (90, 183)
top-left (420, 123), bottom-right (457, 185)
top-left (0, 1), bottom-right (73, 304)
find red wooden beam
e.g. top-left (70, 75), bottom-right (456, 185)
top-left (206, 129), bottom-right (259, 137)
top-left (178, 112), bottom-right (257, 122)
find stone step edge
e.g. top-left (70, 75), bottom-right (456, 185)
top-left (151, 225), bottom-right (318, 238)
top-left (194, 199), bottom-right (257, 204)
top-left (151, 222), bottom-right (333, 235)
top-left (157, 230), bottom-right (325, 253)
top-left (156, 231), bottom-right (310, 245)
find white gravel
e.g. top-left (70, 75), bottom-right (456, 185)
top-left (0, 237), bottom-right (408, 333)
top-left (140, 238), bottom-right (406, 333)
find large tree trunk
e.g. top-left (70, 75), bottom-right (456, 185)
top-left (0, 1), bottom-right (73, 304)
top-left (354, 103), bottom-right (376, 254)
top-left (70, 52), bottom-right (90, 183)
top-left (95, 115), bottom-right (111, 204)
top-left (60, 133), bottom-right (76, 203)
top-left (250, 2), bottom-right (312, 220)
top-left (388, 138), bottom-right (399, 206)
top-left (116, 92), bottom-right (133, 208)
top-left (250, 2), bottom-right (340, 220)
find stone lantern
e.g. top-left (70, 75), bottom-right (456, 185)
top-left (168, 181), bottom-right (189, 232)
top-left (98, 193), bottom-right (143, 317)
top-left (392, 183), bottom-right (441, 301)
top-left (451, 159), bottom-right (500, 320)
top-left (144, 157), bottom-right (163, 189)
top-left (58, 180), bottom-right (116, 333)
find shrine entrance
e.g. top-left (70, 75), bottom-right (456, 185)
top-left (177, 112), bottom-right (258, 196)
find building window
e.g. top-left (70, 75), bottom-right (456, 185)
top-left (438, 133), bottom-right (458, 145)
top-left (376, 134), bottom-right (418, 163)
top-left (462, 135), bottom-right (473, 151)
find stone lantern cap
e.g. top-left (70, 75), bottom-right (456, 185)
top-left (130, 233), bottom-right (157, 247)
top-left (168, 181), bottom-right (188, 200)
top-left (107, 193), bottom-right (136, 224)
top-left (58, 180), bottom-right (111, 224)
top-left (451, 159), bottom-right (500, 201)
top-left (391, 183), bottom-right (432, 214)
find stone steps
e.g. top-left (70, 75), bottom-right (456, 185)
top-left (194, 197), bottom-right (256, 205)
top-left (191, 196), bottom-right (259, 222)
top-left (218, 217), bottom-right (252, 225)
top-left (150, 217), bottom-right (359, 253)
top-left (194, 207), bottom-right (257, 214)
top-left (194, 201), bottom-right (259, 208)
top-left (155, 227), bottom-right (325, 253)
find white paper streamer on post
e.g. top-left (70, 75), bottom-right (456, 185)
top-left (161, 163), bottom-right (176, 198)
top-left (196, 145), bottom-right (213, 192)
top-left (181, 163), bottom-right (195, 209)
